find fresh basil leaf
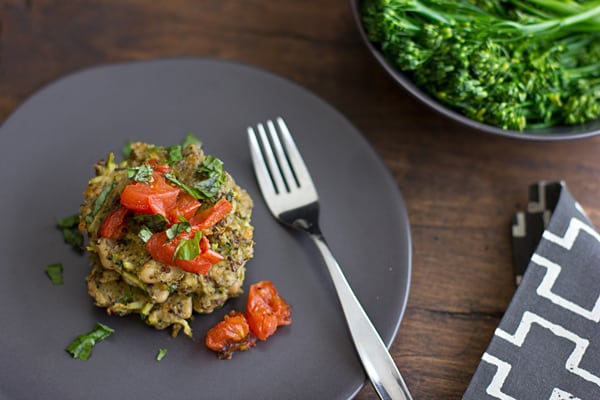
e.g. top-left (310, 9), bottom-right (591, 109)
top-left (165, 220), bottom-right (191, 241)
top-left (138, 226), bottom-right (153, 243)
top-left (195, 156), bottom-right (226, 199)
top-left (127, 164), bottom-right (154, 183)
top-left (200, 155), bottom-right (223, 173)
top-left (156, 348), bottom-right (168, 361)
top-left (182, 133), bottom-right (202, 148)
top-left (194, 176), bottom-right (221, 198)
top-left (65, 323), bottom-right (114, 361)
top-left (173, 231), bottom-right (201, 261)
top-left (62, 228), bottom-right (84, 252)
top-left (133, 214), bottom-right (168, 232)
top-left (86, 183), bottom-right (115, 224)
top-left (167, 145), bottom-right (183, 164)
top-left (57, 214), bottom-right (79, 229)
top-left (164, 156), bottom-right (225, 200)
top-left (45, 263), bottom-right (64, 285)
top-left (122, 141), bottom-right (132, 158)
top-left (56, 214), bottom-right (84, 253)
top-left (163, 172), bottom-right (203, 200)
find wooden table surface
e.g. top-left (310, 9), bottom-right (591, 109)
top-left (2, 1), bottom-right (600, 399)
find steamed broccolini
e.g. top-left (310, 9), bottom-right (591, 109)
top-left (362, 0), bottom-right (600, 131)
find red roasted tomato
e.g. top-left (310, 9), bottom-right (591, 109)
top-left (205, 311), bottom-right (257, 359)
top-left (99, 206), bottom-right (130, 240)
top-left (145, 230), bottom-right (224, 275)
top-left (246, 281), bottom-right (292, 340)
top-left (120, 172), bottom-right (180, 217)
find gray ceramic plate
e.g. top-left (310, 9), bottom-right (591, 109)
top-left (0, 58), bottom-right (411, 400)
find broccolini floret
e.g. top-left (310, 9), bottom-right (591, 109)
top-left (362, 0), bottom-right (600, 131)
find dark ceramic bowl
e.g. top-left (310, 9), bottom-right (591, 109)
top-left (349, 0), bottom-right (600, 141)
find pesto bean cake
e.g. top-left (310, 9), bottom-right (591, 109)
top-left (79, 140), bottom-right (254, 337)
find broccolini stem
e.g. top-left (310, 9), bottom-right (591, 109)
top-left (500, 2), bottom-right (600, 36)
top-left (564, 66), bottom-right (600, 81)
top-left (512, 0), bottom-right (592, 16)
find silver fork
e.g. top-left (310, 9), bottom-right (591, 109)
top-left (247, 117), bottom-right (412, 400)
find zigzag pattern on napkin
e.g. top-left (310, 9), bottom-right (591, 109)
top-left (480, 353), bottom-right (581, 400)
top-left (543, 217), bottom-right (600, 250)
top-left (495, 311), bottom-right (600, 387)
top-left (530, 253), bottom-right (600, 322)
top-left (478, 210), bottom-right (600, 399)
top-left (549, 388), bottom-right (582, 400)
top-left (480, 353), bottom-right (516, 400)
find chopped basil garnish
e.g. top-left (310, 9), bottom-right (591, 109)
top-left (163, 172), bottom-right (203, 200)
top-left (127, 164), bottom-right (154, 183)
top-left (138, 226), bottom-right (153, 243)
top-left (122, 141), bottom-right (132, 158)
top-left (163, 155), bottom-right (225, 200)
top-left (65, 323), bottom-right (114, 361)
top-left (182, 133), bottom-right (202, 148)
top-left (173, 231), bottom-right (202, 261)
top-left (165, 219), bottom-right (191, 241)
top-left (86, 183), bottom-right (115, 223)
top-left (57, 214), bottom-right (79, 229)
top-left (156, 348), bottom-right (168, 361)
top-left (57, 214), bottom-right (84, 253)
top-left (133, 213), bottom-right (168, 232)
top-left (45, 263), bottom-right (64, 285)
top-left (62, 228), bottom-right (84, 251)
top-left (195, 155), bottom-right (226, 199)
top-left (167, 145), bottom-right (183, 164)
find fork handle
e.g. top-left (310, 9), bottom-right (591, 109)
top-left (309, 233), bottom-right (413, 400)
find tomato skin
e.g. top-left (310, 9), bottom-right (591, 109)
top-left (147, 159), bottom-right (170, 173)
top-left (205, 282), bottom-right (292, 358)
top-left (205, 311), bottom-right (256, 359)
top-left (167, 192), bottom-right (202, 224)
top-left (145, 231), bottom-right (175, 265)
top-left (246, 281), bottom-right (292, 340)
top-left (175, 255), bottom-right (214, 275)
top-left (198, 235), bottom-right (225, 264)
top-left (99, 206), bottom-right (130, 240)
top-left (120, 172), bottom-right (180, 217)
top-left (190, 198), bottom-right (233, 230)
top-left (145, 231), bottom-right (222, 275)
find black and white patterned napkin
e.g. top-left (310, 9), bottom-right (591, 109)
top-left (463, 182), bottom-right (600, 400)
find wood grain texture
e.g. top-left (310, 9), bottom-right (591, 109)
top-left (2, 1), bottom-right (600, 398)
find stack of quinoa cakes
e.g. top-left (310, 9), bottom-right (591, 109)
top-left (79, 140), bottom-right (254, 337)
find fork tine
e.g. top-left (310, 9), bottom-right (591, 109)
top-left (276, 117), bottom-right (315, 190)
top-left (267, 119), bottom-right (298, 190)
top-left (257, 123), bottom-right (287, 194)
top-left (247, 127), bottom-right (277, 198)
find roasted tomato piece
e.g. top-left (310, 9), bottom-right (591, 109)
top-left (175, 254), bottom-right (215, 275)
top-left (199, 235), bottom-right (225, 263)
top-left (205, 311), bottom-right (256, 359)
top-left (145, 231), bottom-right (223, 275)
top-left (167, 192), bottom-right (202, 224)
top-left (246, 281), bottom-right (292, 340)
top-left (190, 198), bottom-right (233, 230)
top-left (120, 172), bottom-right (180, 217)
top-left (147, 158), bottom-right (170, 173)
top-left (99, 206), bottom-right (130, 240)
